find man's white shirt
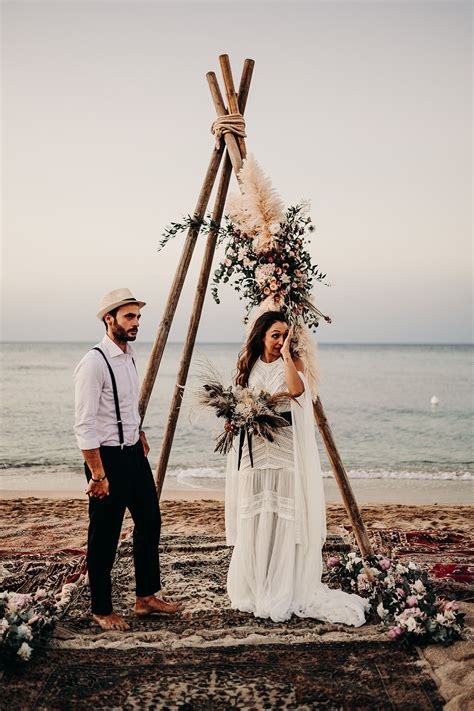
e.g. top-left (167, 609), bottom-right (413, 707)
top-left (74, 334), bottom-right (140, 449)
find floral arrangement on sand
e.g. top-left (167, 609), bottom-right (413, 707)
top-left (0, 589), bottom-right (57, 663)
top-left (327, 552), bottom-right (465, 645)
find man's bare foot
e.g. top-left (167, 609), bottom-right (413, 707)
top-left (134, 594), bottom-right (184, 617)
top-left (92, 612), bottom-right (130, 631)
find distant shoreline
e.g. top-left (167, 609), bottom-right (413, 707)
top-left (2, 479), bottom-right (472, 505)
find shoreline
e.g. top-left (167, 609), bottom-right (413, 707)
top-left (2, 477), bottom-right (472, 504)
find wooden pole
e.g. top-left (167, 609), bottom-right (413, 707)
top-left (155, 61), bottom-right (253, 496)
top-left (138, 59), bottom-right (253, 423)
top-left (205, 54), bottom-right (252, 176)
top-left (156, 153), bottom-right (233, 497)
top-left (211, 61), bottom-right (373, 557)
top-left (211, 63), bottom-right (374, 558)
top-left (219, 54), bottom-right (247, 160)
top-left (138, 147), bottom-right (224, 422)
top-left (313, 398), bottom-right (372, 557)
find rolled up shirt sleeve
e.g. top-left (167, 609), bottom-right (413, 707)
top-left (74, 354), bottom-right (104, 450)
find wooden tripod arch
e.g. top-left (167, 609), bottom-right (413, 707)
top-left (139, 55), bottom-right (373, 558)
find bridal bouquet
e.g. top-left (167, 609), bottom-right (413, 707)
top-left (198, 372), bottom-right (291, 465)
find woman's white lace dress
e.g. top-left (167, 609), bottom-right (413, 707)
top-left (225, 357), bottom-right (370, 626)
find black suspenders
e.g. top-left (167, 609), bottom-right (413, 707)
top-left (92, 347), bottom-right (133, 449)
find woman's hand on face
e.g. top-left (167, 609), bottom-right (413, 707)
top-left (281, 325), bottom-right (293, 359)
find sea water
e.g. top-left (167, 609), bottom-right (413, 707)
top-left (0, 342), bottom-right (472, 494)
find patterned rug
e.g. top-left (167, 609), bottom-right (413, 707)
top-left (0, 533), bottom-right (449, 709)
top-left (56, 533), bottom-right (387, 647)
top-left (0, 548), bottom-right (87, 595)
top-left (0, 641), bottom-right (443, 710)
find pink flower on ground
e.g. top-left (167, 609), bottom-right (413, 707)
top-left (388, 626), bottom-right (404, 640)
top-left (443, 600), bottom-right (458, 612)
top-left (379, 558), bottom-right (391, 571)
top-left (327, 556), bottom-right (340, 569)
top-left (407, 595), bottom-right (418, 608)
top-left (396, 588), bottom-right (406, 598)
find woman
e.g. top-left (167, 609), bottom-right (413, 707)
top-left (225, 311), bottom-right (370, 626)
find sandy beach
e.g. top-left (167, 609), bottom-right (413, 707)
top-left (3, 475), bottom-right (473, 504)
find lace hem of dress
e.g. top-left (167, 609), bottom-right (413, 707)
top-left (240, 490), bottom-right (296, 521)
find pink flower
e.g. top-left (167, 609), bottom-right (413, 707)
top-left (407, 595), bottom-right (418, 607)
top-left (224, 258), bottom-right (232, 267)
top-left (443, 600), bottom-right (458, 612)
top-left (388, 626), bottom-right (404, 640)
top-left (379, 558), bottom-right (391, 571)
top-left (396, 588), bottom-right (406, 598)
top-left (268, 256), bottom-right (274, 263)
top-left (327, 556), bottom-right (340, 569)
top-left (8, 593), bottom-right (32, 612)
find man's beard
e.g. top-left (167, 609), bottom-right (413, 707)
top-left (111, 321), bottom-right (138, 342)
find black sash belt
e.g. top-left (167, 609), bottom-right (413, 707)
top-left (237, 410), bottom-right (292, 471)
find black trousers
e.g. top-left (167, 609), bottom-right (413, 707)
top-left (85, 441), bottom-right (161, 616)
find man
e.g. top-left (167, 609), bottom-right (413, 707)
top-left (74, 288), bottom-right (183, 631)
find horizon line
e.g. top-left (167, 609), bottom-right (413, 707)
top-left (1, 340), bottom-right (473, 347)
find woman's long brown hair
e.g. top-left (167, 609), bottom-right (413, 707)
top-left (235, 311), bottom-right (289, 386)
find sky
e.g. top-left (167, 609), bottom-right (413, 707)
top-left (1, 0), bottom-right (472, 344)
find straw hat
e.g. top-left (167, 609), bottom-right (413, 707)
top-left (96, 288), bottom-right (146, 321)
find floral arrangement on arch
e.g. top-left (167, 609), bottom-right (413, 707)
top-left (159, 155), bottom-right (330, 397)
top-left (210, 156), bottom-right (330, 332)
top-left (211, 200), bottom-right (330, 332)
top-left (326, 551), bottom-right (465, 646)
top-left (160, 157), bottom-right (329, 332)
